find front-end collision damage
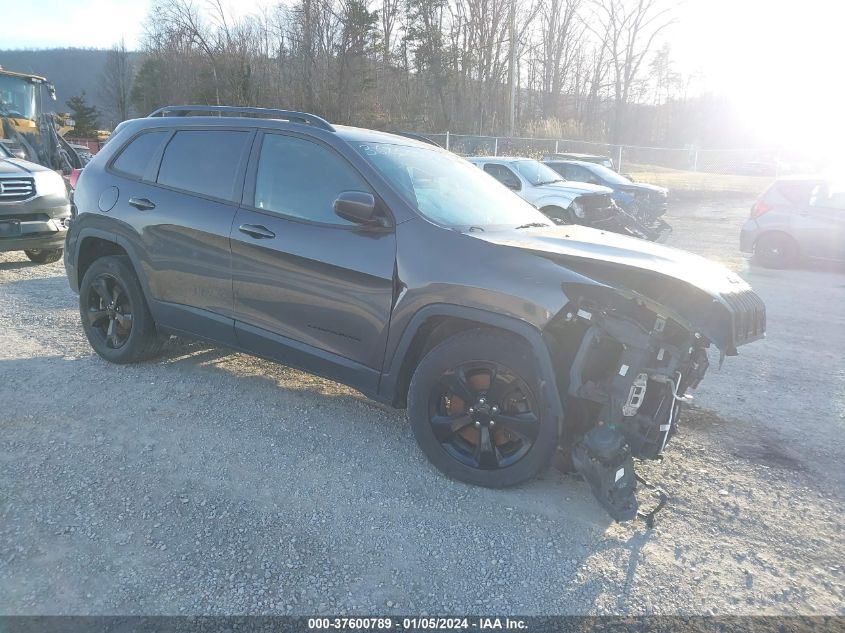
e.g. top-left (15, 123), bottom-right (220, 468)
top-left (544, 280), bottom-right (761, 522)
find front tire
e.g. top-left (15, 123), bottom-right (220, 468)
top-left (79, 256), bottom-right (162, 363)
top-left (24, 248), bottom-right (63, 264)
top-left (755, 233), bottom-right (797, 269)
top-left (407, 329), bottom-right (558, 488)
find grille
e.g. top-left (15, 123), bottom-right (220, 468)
top-left (576, 193), bottom-right (616, 221)
top-left (0, 178), bottom-right (35, 202)
top-left (723, 289), bottom-right (766, 344)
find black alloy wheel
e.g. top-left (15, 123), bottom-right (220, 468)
top-left (429, 361), bottom-right (540, 470)
top-left (754, 233), bottom-right (797, 269)
top-left (85, 272), bottom-right (134, 349)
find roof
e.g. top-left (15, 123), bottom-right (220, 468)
top-left (465, 156), bottom-right (534, 163)
top-left (0, 68), bottom-right (48, 83)
top-left (140, 107), bottom-right (452, 152)
top-left (334, 125), bottom-right (436, 149)
top-left (775, 174), bottom-right (826, 182)
top-left (112, 113), bottom-right (443, 156)
top-left (546, 152), bottom-right (610, 160)
top-left (543, 159), bottom-right (601, 168)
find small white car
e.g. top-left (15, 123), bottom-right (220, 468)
top-left (466, 156), bottom-right (616, 225)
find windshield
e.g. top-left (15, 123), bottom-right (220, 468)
top-left (0, 76), bottom-right (37, 120)
top-left (585, 163), bottom-right (631, 185)
top-left (513, 160), bottom-right (564, 185)
top-left (355, 142), bottom-right (551, 229)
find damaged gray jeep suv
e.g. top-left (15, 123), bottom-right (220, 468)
top-left (64, 106), bottom-right (766, 520)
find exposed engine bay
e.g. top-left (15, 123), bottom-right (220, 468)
top-left (545, 282), bottom-right (764, 522)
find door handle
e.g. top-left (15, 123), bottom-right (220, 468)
top-left (128, 197), bottom-right (156, 211)
top-left (238, 224), bottom-right (276, 239)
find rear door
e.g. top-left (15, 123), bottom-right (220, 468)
top-left (230, 131), bottom-right (396, 389)
top-left (109, 127), bottom-right (253, 343)
top-left (800, 183), bottom-right (845, 261)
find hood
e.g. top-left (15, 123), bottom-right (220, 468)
top-left (473, 224), bottom-right (763, 353)
top-left (536, 180), bottom-right (613, 196)
top-left (0, 157), bottom-right (52, 176)
top-left (618, 182), bottom-right (667, 195)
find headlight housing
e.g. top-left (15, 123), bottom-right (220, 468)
top-left (33, 170), bottom-right (69, 199)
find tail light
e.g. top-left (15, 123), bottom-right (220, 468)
top-left (750, 200), bottom-right (772, 219)
top-left (69, 168), bottom-right (82, 190)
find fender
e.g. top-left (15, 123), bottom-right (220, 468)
top-left (378, 303), bottom-right (564, 430)
top-left (66, 224), bottom-right (154, 308)
top-left (533, 193), bottom-right (576, 210)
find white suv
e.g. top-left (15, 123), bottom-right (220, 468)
top-left (467, 156), bottom-right (616, 225)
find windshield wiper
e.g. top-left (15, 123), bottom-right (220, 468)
top-left (514, 222), bottom-right (550, 229)
top-left (535, 179), bottom-right (563, 186)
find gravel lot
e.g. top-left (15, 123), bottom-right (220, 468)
top-left (1, 197), bottom-right (843, 615)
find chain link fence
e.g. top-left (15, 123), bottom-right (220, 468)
top-left (424, 132), bottom-right (814, 195)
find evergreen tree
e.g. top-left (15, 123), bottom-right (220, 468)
top-left (66, 92), bottom-right (101, 136)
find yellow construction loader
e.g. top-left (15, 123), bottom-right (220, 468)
top-left (0, 66), bottom-right (84, 174)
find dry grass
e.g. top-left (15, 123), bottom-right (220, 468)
top-left (624, 163), bottom-right (774, 196)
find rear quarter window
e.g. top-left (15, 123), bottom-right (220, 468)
top-left (111, 131), bottom-right (168, 179)
top-left (157, 130), bottom-right (251, 201)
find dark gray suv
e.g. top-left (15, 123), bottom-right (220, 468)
top-left (64, 106), bottom-right (766, 521)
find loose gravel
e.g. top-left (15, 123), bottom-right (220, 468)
top-left (0, 198), bottom-right (843, 615)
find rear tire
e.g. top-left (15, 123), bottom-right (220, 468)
top-left (754, 233), bottom-right (797, 269)
top-left (24, 248), bottom-right (63, 264)
top-left (79, 256), bottom-right (162, 363)
top-left (407, 329), bottom-right (558, 488)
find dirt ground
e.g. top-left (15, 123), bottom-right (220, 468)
top-left (0, 196), bottom-right (843, 615)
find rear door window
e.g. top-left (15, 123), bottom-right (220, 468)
top-left (775, 181), bottom-right (814, 205)
top-left (569, 165), bottom-right (599, 184)
top-left (157, 130), bottom-right (251, 201)
top-left (112, 131), bottom-right (168, 179)
top-left (810, 183), bottom-right (845, 210)
top-left (561, 165), bottom-right (580, 180)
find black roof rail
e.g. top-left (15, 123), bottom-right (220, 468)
top-left (147, 105), bottom-right (335, 132)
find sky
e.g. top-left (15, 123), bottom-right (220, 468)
top-left (1, 0), bottom-right (842, 151)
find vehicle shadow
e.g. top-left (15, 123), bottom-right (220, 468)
top-left (1, 349), bottom-right (655, 614)
top-left (0, 259), bottom-right (40, 272)
top-left (746, 256), bottom-right (845, 276)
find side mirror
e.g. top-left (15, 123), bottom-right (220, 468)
top-left (47, 84), bottom-right (57, 101)
top-left (334, 191), bottom-right (383, 226)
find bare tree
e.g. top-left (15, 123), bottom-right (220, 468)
top-left (588, 0), bottom-right (674, 142)
top-left (538, 0), bottom-right (582, 117)
top-left (128, 0), bottom-right (698, 142)
top-left (154, 0), bottom-right (224, 104)
top-left (99, 38), bottom-right (135, 124)
top-left (381, 0), bottom-right (402, 66)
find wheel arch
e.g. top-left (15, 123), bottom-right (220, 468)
top-left (73, 229), bottom-right (152, 304)
top-left (534, 194), bottom-right (575, 209)
top-left (754, 229), bottom-right (800, 255)
top-left (379, 304), bottom-right (564, 427)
